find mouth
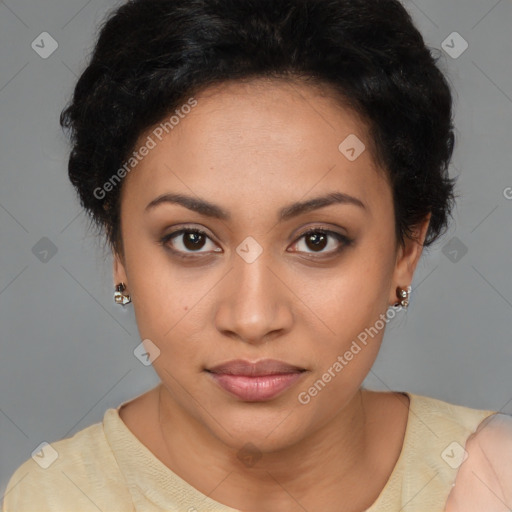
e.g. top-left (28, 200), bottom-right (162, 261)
top-left (205, 358), bottom-right (307, 377)
top-left (205, 359), bottom-right (307, 401)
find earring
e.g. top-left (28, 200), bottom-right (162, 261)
top-left (114, 282), bottom-right (131, 305)
top-left (394, 285), bottom-right (411, 309)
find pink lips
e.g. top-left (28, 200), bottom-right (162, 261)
top-left (205, 359), bottom-right (307, 401)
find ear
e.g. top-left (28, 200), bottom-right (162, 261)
top-left (388, 214), bottom-right (431, 306)
top-left (113, 249), bottom-right (129, 289)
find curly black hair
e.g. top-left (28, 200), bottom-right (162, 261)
top-left (60, 0), bottom-right (456, 256)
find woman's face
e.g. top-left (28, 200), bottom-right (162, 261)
top-left (114, 79), bottom-right (426, 452)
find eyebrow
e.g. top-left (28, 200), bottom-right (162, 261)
top-left (145, 191), bottom-right (366, 221)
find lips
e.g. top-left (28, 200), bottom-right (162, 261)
top-left (205, 359), bottom-right (308, 401)
top-left (206, 358), bottom-right (306, 376)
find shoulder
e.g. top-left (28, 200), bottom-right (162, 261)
top-left (466, 412), bottom-right (512, 484)
top-left (2, 412), bottom-right (132, 512)
top-left (409, 392), bottom-right (497, 428)
top-left (445, 412), bottom-right (512, 512)
top-left (469, 411), bottom-right (512, 454)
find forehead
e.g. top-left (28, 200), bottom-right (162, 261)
top-left (121, 79), bottom-right (390, 217)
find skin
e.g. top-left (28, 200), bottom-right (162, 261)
top-left (113, 78), bottom-right (430, 512)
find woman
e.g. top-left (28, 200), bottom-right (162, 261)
top-left (3, 0), bottom-right (511, 511)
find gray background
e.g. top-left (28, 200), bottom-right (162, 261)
top-left (1, 0), bottom-right (511, 503)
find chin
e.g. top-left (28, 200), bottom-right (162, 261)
top-left (206, 407), bottom-right (309, 453)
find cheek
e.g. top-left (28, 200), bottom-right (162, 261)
top-left (303, 247), bottom-right (393, 328)
top-left (297, 244), bottom-right (395, 370)
top-left (121, 240), bottom-right (185, 340)
top-left (130, 278), bottom-right (197, 344)
top-left (295, 271), bottom-right (392, 408)
top-left (126, 255), bottom-right (219, 363)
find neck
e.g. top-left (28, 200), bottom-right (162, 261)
top-left (157, 384), bottom-right (374, 512)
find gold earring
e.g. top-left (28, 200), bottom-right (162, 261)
top-left (114, 282), bottom-right (131, 305)
top-left (394, 285), bottom-right (411, 309)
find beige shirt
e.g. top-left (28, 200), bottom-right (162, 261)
top-left (2, 391), bottom-right (510, 512)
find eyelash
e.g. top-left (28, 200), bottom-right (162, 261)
top-left (160, 226), bottom-right (352, 260)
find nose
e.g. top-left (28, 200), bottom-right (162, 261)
top-left (214, 251), bottom-right (293, 346)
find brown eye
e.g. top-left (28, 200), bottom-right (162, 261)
top-left (290, 228), bottom-right (351, 256)
top-left (161, 228), bottom-right (221, 258)
top-left (304, 231), bottom-right (328, 252)
top-left (182, 231), bottom-right (207, 251)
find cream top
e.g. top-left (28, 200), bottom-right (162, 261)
top-left (3, 391), bottom-right (511, 512)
